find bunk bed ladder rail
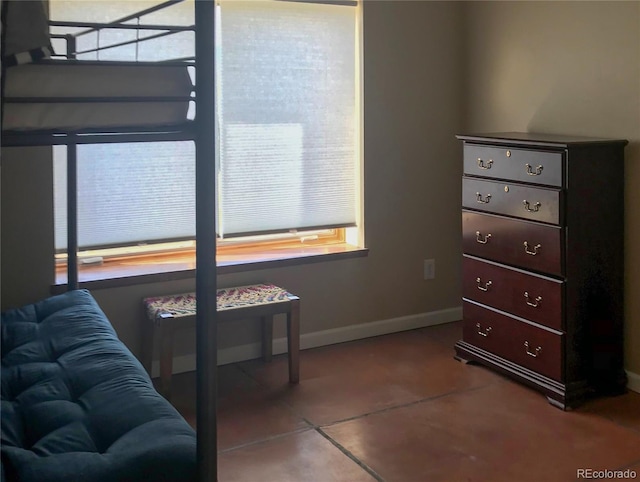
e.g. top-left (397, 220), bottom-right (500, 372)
top-left (64, 36), bottom-right (80, 290)
top-left (194, 2), bottom-right (218, 480)
top-left (66, 140), bottom-right (79, 290)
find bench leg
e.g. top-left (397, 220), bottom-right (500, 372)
top-left (159, 320), bottom-right (175, 400)
top-left (141, 319), bottom-right (154, 377)
top-left (262, 315), bottom-right (273, 362)
top-left (287, 299), bottom-right (300, 384)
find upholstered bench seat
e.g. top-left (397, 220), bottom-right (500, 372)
top-left (142, 284), bottom-right (300, 400)
top-left (1, 290), bottom-right (196, 482)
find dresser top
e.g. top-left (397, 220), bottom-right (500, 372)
top-left (456, 132), bottom-right (628, 148)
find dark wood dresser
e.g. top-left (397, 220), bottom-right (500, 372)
top-left (454, 132), bottom-right (628, 409)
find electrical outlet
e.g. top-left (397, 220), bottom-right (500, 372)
top-left (423, 259), bottom-right (435, 280)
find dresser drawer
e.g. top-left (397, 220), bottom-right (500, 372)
top-left (464, 144), bottom-right (563, 187)
top-left (462, 211), bottom-right (563, 276)
top-left (463, 300), bottom-right (563, 381)
top-left (463, 178), bottom-right (561, 225)
top-left (462, 255), bottom-right (563, 330)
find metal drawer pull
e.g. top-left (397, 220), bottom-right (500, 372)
top-left (476, 192), bottom-right (492, 204)
top-left (476, 323), bottom-right (492, 337)
top-left (477, 158), bottom-right (493, 169)
top-left (524, 341), bottom-right (542, 358)
top-left (476, 277), bottom-right (492, 292)
top-left (526, 163), bottom-right (544, 176)
top-left (476, 231), bottom-right (492, 244)
top-left (523, 241), bottom-right (541, 255)
top-left (523, 200), bottom-right (541, 212)
top-left (524, 292), bottom-right (542, 307)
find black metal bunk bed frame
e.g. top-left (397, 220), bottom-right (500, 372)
top-left (1, 1), bottom-right (218, 480)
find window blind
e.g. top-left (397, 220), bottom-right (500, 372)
top-left (216, 0), bottom-right (358, 237)
top-left (53, 0), bottom-right (359, 249)
top-left (54, 143), bottom-right (195, 250)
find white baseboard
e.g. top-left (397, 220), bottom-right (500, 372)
top-left (151, 306), bottom-right (463, 378)
top-left (626, 370), bottom-right (640, 393)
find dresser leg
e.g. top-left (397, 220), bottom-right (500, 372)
top-left (454, 354), bottom-right (473, 364)
top-left (546, 396), bottom-right (569, 411)
top-left (454, 341), bottom-right (474, 364)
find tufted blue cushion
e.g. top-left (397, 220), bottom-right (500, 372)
top-left (1, 290), bottom-right (196, 482)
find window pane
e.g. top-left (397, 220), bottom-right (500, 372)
top-left (217, 0), bottom-right (358, 237)
top-left (51, 0), bottom-right (359, 249)
top-left (54, 142), bottom-right (195, 250)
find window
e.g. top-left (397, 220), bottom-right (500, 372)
top-left (51, 0), bottom-right (361, 266)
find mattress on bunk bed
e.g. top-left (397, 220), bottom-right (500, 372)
top-left (2, 61), bottom-right (193, 132)
top-left (0, 289), bottom-right (197, 482)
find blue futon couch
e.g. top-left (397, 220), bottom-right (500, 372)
top-left (1, 290), bottom-right (197, 482)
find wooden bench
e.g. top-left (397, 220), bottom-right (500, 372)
top-left (142, 283), bottom-right (300, 400)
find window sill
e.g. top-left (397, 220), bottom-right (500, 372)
top-left (51, 243), bottom-right (368, 294)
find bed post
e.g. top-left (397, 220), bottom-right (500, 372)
top-left (65, 35), bottom-right (79, 291)
top-left (66, 140), bottom-right (79, 291)
top-left (195, 1), bottom-right (218, 481)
